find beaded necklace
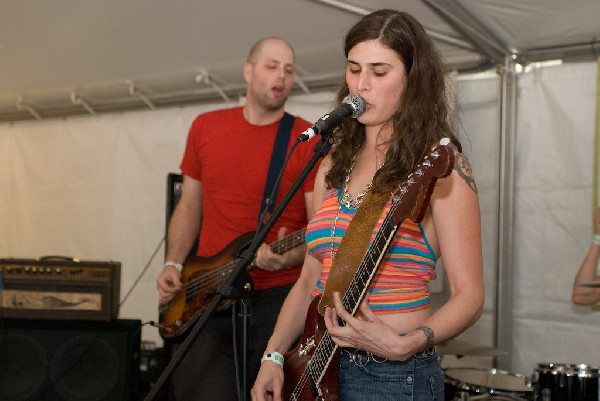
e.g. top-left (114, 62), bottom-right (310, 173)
top-left (339, 161), bottom-right (373, 209)
top-left (330, 158), bottom-right (383, 261)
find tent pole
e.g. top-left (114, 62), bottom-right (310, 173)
top-left (423, 0), bottom-right (508, 65)
top-left (494, 57), bottom-right (518, 371)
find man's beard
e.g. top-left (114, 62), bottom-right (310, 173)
top-left (254, 91), bottom-right (288, 111)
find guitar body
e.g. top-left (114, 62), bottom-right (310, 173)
top-left (283, 296), bottom-right (340, 401)
top-left (158, 232), bottom-right (255, 339)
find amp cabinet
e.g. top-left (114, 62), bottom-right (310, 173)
top-left (0, 257), bottom-right (120, 321)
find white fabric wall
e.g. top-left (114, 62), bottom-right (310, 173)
top-left (448, 62), bottom-right (600, 378)
top-left (512, 62), bottom-right (600, 376)
top-left (0, 93), bottom-right (336, 345)
top-left (437, 72), bottom-right (501, 371)
top-left (1, 63), bottom-right (598, 379)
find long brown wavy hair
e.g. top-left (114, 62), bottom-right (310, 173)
top-left (326, 9), bottom-right (461, 192)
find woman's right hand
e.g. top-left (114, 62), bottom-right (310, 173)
top-left (251, 361), bottom-right (285, 401)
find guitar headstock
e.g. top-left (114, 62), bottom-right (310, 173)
top-left (390, 140), bottom-right (454, 224)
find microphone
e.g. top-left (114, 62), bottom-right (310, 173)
top-left (298, 93), bottom-right (366, 142)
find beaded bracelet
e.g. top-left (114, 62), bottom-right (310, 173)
top-left (261, 352), bottom-right (284, 368)
top-left (592, 235), bottom-right (600, 245)
top-left (164, 261), bottom-right (183, 272)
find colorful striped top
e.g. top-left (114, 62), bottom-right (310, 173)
top-left (306, 187), bottom-right (437, 314)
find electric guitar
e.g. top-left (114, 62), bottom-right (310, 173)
top-left (282, 142), bottom-right (454, 401)
top-left (158, 227), bottom-right (306, 339)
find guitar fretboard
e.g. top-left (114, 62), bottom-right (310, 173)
top-left (305, 209), bottom-right (399, 385)
top-left (271, 227), bottom-right (306, 255)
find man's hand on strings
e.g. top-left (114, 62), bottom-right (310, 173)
top-left (156, 266), bottom-right (182, 304)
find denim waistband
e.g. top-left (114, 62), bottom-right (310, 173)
top-left (340, 346), bottom-right (437, 368)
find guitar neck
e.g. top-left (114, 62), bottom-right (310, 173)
top-left (270, 227), bottom-right (306, 255)
top-left (344, 220), bottom-right (397, 317)
top-left (308, 217), bottom-right (397, 385)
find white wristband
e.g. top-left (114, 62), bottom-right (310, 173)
top-left (164, 261), bottom-right (183, 272)
top-left (261, 352), bottom-right (284, 368)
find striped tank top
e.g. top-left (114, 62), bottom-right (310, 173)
top-left (306, 187), bottom-right (437, 314)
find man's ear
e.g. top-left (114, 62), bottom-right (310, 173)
top-left (243, 62), bottom-right (253, 84)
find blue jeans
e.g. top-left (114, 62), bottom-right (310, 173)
top-left (338, 349), bottom-right (444, 401)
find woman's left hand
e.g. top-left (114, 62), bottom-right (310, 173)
top-left (323, 292), bottom-right (409, 360)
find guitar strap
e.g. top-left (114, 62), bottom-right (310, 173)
top-left (318, 188), bottom-right (391, 315)
top-left (258, 112), bottom-right (295, 227)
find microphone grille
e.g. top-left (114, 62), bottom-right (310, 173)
top-left (342, 94), bottom-right (366, 118)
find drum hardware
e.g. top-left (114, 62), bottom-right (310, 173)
top-left (438, 339), bottom-right (509, 357)
top-left (451, 391), bottom-right (491, 400)
top-left (444, 367), bottom-right (533, 401)
top-left (532, 362), bottom-right (599, 401)
top-left (451, 393), bottom-right (514, 400)
top-left (451, 395), bottom-right (530, 401)
top-left (452, 391), bottom-right (472, 400)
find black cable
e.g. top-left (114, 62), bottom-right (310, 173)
top-left (232, 301), bottom-right (242, 401)
top-left (116, 234), bottom-right (166, 314)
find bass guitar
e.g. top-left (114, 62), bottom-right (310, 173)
top-left (282, 142), bottom-right (454, 401)
top-left (158, 227), bottom-right (306, 339)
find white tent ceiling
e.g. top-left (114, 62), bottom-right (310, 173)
top-left (1, 0), bottom-right (599, 122)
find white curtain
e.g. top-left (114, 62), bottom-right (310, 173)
top-left (2, 64), bottom-right (599, 378)
top-left (0, 93), bottom-right (335, 345)
top-left (512, 62), bottom-right (600, 376)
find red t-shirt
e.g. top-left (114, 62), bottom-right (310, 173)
top-left (180, 106), bottom-right (318, 289)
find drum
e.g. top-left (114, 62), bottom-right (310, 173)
top-left (532, 363), bottom-right (599, 401)
top-left (444, 367), bottom-right (533, 400)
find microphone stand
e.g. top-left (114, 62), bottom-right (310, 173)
top-left (145, 132), bottom-right (335, 401)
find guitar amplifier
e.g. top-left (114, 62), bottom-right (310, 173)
top-left (0, 257), bottom-right (120, 321)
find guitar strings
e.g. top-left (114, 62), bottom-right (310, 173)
top-left (162, 259), bottom-right (237, 309)
top-left (291, 330), bottom-right (337, 398)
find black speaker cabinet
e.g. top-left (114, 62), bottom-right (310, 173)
top-left (0, 318), bottom-right (141, 401)
top-left (166, 172), bottom-right (198, 259)
top-left (165, 173), bottom-right (183, 229)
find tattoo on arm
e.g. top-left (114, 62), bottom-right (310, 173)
top-left (455, 153), bottom-right (478, 194)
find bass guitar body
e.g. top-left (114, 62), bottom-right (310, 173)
top-left (158, 232), bottom-right (255, 339)
top-left (283, 296), bottom-right (340, 401)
